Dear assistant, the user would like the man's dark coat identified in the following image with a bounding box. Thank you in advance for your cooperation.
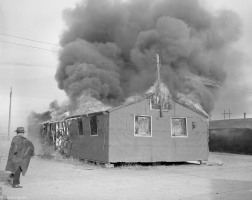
[5,135,34,175]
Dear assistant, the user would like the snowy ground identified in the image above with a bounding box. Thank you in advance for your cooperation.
[1,152,252,200]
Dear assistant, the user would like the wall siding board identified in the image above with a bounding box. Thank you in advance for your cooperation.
[108,99,208,162]
[69,115,109,163]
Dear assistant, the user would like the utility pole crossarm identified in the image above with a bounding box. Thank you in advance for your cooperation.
[222,109,232,120]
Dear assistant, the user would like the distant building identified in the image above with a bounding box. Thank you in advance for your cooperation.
[209,119,252,155]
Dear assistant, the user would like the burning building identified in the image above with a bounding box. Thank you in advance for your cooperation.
[41,84,209,164]
[29,0,242,163]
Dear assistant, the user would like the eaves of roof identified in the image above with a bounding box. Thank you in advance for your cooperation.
[172,98,209,118]
[64,94,208,119]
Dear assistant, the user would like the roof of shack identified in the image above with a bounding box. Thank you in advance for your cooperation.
[108,94,208,118]
[65,93,208,119]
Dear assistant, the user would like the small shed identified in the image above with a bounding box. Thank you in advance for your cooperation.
[65,94,209,164]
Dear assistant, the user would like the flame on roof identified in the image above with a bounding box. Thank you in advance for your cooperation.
[65,82,208,119]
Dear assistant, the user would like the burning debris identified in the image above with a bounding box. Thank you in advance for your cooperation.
[70,92,112,116]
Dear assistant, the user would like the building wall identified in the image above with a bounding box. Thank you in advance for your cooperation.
[210,119,252,129]
[69,114,109,163]
[108,99,209,163]
[209,128,252,155]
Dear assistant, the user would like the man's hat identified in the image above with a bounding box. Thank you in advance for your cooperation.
[15,127,25,133]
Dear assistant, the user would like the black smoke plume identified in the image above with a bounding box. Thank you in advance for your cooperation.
[56,0,241,114]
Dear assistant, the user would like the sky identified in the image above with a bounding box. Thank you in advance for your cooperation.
[0,0,252,135]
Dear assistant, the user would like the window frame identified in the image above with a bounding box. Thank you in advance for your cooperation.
[90,115,98,136]
[77,118,84,136]
[65,119,72,136]
[170,117,188,138]
[134,115,152,137]
[149,98,171,111]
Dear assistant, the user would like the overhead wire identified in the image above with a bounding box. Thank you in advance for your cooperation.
[2,33,252,93]
[186,74,252,93]
[1,40,59,53]
[0,33,60,46]
[196,76,252,92]
[0,33,147,67]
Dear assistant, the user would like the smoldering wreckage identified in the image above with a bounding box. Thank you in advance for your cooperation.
[28,0,241,164]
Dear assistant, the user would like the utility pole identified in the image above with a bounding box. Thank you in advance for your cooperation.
[8,87,12,140]
[156,54,163,117]
[228,109,232,119]
[222,109,232,120]
[222,110,226,120]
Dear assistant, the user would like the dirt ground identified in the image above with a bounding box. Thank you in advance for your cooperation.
[1,152,252,200]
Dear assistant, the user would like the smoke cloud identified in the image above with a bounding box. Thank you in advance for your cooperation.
[26,100,69,154]
[27,111,51,155]
[55,0,242,114]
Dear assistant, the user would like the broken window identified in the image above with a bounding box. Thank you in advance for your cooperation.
[171,118,187,137]
[134,115,152,137]
[77,118,84,135]
[150,96,171,111]
[90,116,98,136]
[66,120,72,136]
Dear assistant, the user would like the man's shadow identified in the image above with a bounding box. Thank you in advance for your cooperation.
[0,170,12,187]
[0,171,9,200]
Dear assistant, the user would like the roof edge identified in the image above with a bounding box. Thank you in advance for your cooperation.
[172,98,209,118]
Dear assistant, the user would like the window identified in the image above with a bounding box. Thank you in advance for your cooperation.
[134,115,152,137]
[77,118,84,135]
[66,120,72,135]
[171,118,187,137]
[150,96,171,111]
[90,116,98,136]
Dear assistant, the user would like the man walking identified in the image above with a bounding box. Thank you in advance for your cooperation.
[5,127,34,188]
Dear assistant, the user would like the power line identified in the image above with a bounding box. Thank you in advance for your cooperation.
[185,74,252,93]
[2,38,252,94]
[223,83,252,92]
[0,33,60,46]
[1,39,139,67]
[1,40,59,53]
[1,38,138,67]
[0,33,147,68]
[198,76,252,93]
[222,85,252,93]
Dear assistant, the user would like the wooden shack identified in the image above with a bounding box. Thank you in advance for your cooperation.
[65,94,209,164]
